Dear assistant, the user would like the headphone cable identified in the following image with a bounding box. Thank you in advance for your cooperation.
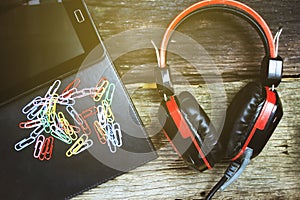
[205,148,253,200]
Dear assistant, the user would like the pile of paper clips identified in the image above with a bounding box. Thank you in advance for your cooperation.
[14,77,123,161]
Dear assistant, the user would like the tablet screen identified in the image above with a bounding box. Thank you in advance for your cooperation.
[0,2,89,104]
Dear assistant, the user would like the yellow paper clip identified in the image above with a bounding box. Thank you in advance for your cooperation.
[66,134,93,157]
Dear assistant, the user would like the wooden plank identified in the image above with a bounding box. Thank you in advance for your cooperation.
[73,0,300,199]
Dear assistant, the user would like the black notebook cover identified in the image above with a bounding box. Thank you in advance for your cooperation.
[0,5,157,199]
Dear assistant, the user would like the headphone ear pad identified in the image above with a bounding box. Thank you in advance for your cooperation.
[158,91,222,171]
[219,82,266,159]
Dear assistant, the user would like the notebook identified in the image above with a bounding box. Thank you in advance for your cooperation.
[0,0,157,199]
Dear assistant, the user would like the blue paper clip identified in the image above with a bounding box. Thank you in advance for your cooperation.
[14,136,36,151]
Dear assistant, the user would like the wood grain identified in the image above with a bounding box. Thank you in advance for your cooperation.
[73,0,300,199]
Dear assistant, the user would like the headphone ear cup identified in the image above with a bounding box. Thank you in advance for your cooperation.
[219,82,266,159]
[158,91,222,171]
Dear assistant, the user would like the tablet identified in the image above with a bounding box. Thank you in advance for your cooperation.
[0,1,157,199]
[0,0,104,105]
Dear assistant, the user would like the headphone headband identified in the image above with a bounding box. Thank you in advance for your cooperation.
[159,0,276,68]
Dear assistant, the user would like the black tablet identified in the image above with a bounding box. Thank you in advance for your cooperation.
[0,1,157,199]
[0,0,104,105]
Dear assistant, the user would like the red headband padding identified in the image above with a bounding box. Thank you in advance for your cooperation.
[159,0,276,68]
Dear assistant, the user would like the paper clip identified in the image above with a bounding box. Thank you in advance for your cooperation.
[14,136,36,151]
[79,118,92,135]
[74,138,93,155]
[39,136,54,161]
[57,112,78,141]
[104,83,115,105]
[93,78,109,102]
[33,135,45,158]
[97,105,107,128]
[30,125,45,139]
[39,114,52,134]
[22,96,42,115]
[46,94,59,123]
[57,96,75,106]
[102,100,114,123]
[93,121,107,144]
[105,124,117,153]
[112,122,122,147]
[19,119,42,129]
[61,78,80,98]
[26,103,46,120]
[50,124,72,144]
[66,134,93,157]
[66,105,84,126]
[45,80,61,98]
[80,106,98,119]
[70,125,81,134]
[70,87,96,99]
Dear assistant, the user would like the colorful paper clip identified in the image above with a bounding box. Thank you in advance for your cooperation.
[50,124,72,144]
[14,136,36,151]
[93,121,107,144]
[66,134,93,157]
[57,112,78,141]
[66,105,84,126]
[112,122,123,147]
[61,78,80,98]
[102,100,115,123]
[80,106,98,119]
[93,78,109,102]
[104,83,115,105]
[45,80,61,98]
[33,135,45,158]
[39,136,54,161]
[22,96,42,114]
[19,119,42,129]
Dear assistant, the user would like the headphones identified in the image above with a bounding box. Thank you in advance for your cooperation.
[155,0,283,198]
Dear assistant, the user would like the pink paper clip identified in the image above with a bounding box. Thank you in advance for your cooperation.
[33,135,45,158]
[80,106,97,119]
[39,136,54,161]
[79,118,92,135]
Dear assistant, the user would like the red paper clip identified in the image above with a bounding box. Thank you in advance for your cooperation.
[61,78,80,98]
[39,136,54,161]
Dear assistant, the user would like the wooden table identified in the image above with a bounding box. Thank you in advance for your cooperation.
[74,0,300,199]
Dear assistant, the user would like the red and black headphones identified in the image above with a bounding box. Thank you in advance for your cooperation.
[155,0,283,198]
